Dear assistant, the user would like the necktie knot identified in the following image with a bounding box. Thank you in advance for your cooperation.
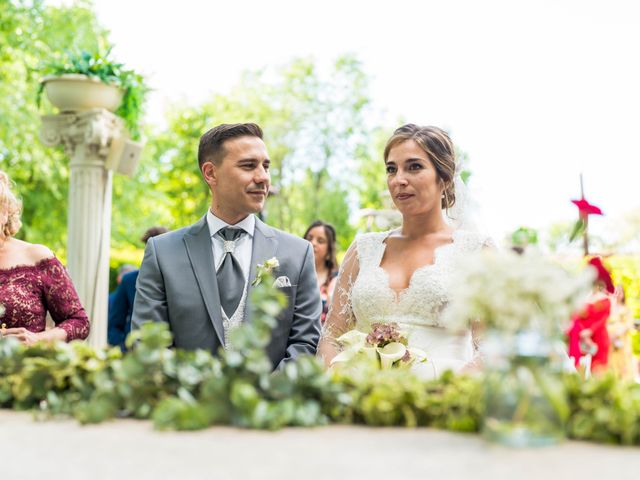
[218,226,245,242]
[217,227,245,254]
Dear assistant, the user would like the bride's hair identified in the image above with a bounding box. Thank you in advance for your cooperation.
[383,124,457,209]
[0,170,22,242]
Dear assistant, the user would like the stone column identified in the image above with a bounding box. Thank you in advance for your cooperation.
[40,109,124,348]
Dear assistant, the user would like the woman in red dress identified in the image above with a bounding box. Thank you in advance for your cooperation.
[567,257,615,373]
[0,170,89,344]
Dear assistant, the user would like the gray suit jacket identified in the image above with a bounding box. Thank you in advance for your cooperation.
[131,216,322,369]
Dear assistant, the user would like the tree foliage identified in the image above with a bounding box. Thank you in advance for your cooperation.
[2,0,479,261]
[145,55,376,250]
[0,0,109,251]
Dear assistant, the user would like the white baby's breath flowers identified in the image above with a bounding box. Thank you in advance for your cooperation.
[0,303,5,318]
[443,251,594,336]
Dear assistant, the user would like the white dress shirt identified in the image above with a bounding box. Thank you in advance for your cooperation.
[206,210,255,284]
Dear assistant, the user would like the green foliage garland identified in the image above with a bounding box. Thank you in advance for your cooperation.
[1,268,640,446]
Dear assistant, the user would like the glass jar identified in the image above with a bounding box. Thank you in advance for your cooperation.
[482,329,568,447]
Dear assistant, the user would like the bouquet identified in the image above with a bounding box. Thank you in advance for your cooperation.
[331,322,427,369]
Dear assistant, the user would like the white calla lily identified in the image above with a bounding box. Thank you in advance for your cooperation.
[330,349,357,366]
[337,330,368,349]
[377,342,407,369]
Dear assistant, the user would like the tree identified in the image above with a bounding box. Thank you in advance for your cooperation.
[144,55,375,250]
[0,0,109,252]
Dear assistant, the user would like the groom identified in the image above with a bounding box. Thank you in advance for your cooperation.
[131,123,322,368]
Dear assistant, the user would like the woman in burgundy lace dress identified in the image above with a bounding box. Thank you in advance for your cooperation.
[0,170,89,344]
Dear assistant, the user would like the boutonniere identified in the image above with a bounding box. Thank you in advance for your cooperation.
[251,257,280,287]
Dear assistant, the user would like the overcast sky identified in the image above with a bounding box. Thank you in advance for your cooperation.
[74,0,640,242]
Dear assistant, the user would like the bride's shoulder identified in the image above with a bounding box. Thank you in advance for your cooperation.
[354,230,388,247]
[355,230,389,242]
[453,230,496,250]
[349,231,389,257]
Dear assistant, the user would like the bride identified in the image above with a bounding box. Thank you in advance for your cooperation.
[318,124,493,378]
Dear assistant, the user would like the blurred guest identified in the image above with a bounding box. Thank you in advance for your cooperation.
[607,286,635,381]
[108,226,168,350]
[567,257,614,374]
[303,221,339,323]
[0,170,89,344]
[109,263,136,310]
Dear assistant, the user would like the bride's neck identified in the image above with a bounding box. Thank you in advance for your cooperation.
[401,211,450,239]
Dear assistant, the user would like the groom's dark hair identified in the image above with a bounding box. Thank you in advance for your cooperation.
[198,123,264,168]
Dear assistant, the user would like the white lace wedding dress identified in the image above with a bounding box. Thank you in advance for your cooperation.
[322,229,494,379]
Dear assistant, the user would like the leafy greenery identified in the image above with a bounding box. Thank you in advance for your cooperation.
[0,1,173,254]
[565,372,640,445]
[37,49,148,140]
[1,265,640,447]
[511,226,539,247]
[0,0,109,251]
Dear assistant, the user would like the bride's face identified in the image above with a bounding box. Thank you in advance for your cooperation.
[385,139,444,217]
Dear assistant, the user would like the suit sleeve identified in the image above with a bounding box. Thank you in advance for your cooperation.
[131,238,170,332]
[277,242,322,368]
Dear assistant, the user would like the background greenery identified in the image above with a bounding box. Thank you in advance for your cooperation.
[1,0,397,268]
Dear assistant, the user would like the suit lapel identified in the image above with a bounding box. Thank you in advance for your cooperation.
[183,216,225,346]
[247,218,278,313]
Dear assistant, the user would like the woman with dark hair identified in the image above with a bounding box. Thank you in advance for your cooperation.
[303,221,339,323]
[0,170,89,344]
[318,124,493,378]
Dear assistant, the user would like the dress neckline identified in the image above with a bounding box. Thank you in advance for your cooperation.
[377,230,459,301]
[0,256,58,274]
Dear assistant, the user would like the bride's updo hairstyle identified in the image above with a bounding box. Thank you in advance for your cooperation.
[0,170,22,243]
[383,124,457,210]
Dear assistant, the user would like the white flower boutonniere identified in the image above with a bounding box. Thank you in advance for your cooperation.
[251,257,280,287]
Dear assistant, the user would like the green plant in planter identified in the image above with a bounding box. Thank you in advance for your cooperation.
[38,49,148,139]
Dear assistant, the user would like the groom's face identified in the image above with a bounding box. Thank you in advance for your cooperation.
[205,135,271,222]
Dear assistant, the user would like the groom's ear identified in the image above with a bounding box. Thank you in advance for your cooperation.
[201,161,218,187]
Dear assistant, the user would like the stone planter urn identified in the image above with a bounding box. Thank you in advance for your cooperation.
[42,74,124,112]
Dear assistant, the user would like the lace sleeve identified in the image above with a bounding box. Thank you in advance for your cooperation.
[317,241,360,366]
[42,258,90,341]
